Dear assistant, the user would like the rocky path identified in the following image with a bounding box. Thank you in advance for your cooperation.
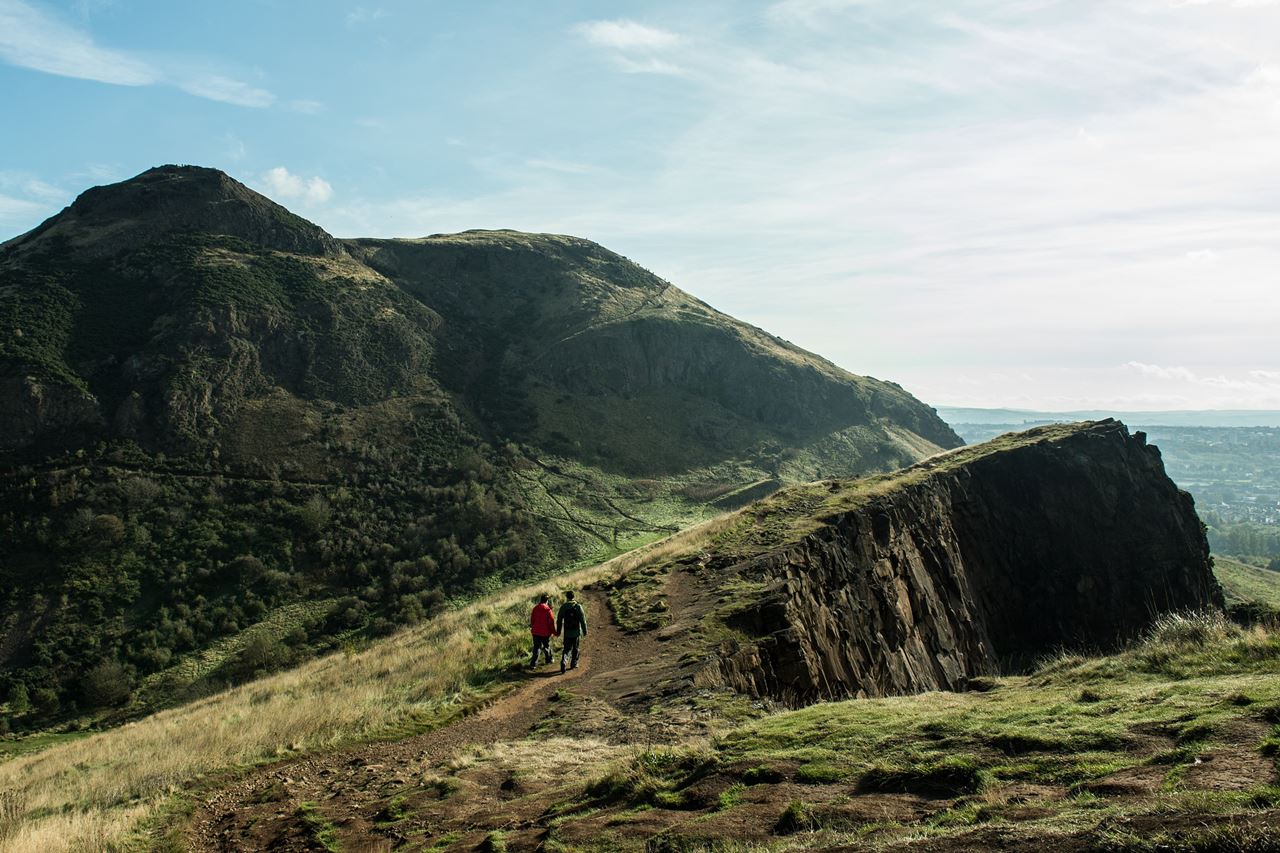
[187,588,660,852]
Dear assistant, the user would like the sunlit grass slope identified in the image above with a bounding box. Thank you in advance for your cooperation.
[1215,557,1280,608]
[540,612,1280,851]
[0,520,731,853]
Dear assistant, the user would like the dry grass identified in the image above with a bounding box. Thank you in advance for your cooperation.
[0,517,731,853]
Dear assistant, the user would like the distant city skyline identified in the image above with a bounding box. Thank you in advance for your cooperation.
[2,0,1278,410]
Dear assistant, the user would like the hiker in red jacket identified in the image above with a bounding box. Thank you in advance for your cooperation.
[529,594,557,667]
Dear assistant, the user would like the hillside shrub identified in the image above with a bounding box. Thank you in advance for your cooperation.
[218,635,293,685]
[80,660,133,708]
[5,684,28,715]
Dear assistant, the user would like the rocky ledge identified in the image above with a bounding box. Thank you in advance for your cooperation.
[713,420,1221,704]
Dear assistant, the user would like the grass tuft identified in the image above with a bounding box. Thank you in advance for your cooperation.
[858,756,987,797]
[774,800,819,834]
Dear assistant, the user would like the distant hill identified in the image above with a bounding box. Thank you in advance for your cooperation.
[0,165,958,720]
[939,406,1280,429]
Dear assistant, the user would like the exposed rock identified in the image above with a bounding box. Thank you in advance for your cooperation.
[714,421,1222,704]
[0,375,102,448]
[4,165,340,259]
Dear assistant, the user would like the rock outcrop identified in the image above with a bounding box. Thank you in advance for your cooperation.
[4,165,340,259]
[715,421,1221,704]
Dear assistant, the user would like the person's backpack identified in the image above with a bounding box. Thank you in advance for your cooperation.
[561,603,582,633]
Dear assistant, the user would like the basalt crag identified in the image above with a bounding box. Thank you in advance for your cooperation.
[703,421,1221,704]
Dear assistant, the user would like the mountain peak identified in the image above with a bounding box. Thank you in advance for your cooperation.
[4,164,338,258]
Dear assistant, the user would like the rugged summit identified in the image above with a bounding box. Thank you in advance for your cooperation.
[3,165,340,259]
[632,421,1222,705]
[0,166,958,715]
[1,166,957,469]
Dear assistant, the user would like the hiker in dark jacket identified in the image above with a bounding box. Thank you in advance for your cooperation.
[556,591,588,674]
[529,594,556,667]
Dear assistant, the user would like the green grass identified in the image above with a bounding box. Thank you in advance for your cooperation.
[0,730,91,763]
[499,610,1280,849]
[1216,557,1280,608]
[604,611,1280,835]
[297,801,341,852]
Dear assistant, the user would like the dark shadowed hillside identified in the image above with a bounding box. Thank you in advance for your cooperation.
[0,165,959,723]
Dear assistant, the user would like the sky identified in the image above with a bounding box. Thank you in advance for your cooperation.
[1,0,1278,411]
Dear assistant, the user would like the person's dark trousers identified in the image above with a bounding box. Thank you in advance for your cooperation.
[530,634,552,666]
[560,636,581,672]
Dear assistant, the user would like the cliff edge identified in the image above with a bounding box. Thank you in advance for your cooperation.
[637,420,1222,705]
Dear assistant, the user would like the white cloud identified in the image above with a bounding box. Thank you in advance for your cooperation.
[573,19,681,51]
[346,6,385,25]
[1125,362,1203,382]
[223,134,247,163]
[1173,0,1280,7]
[325,1,1280,410]
[0,0,273,107]
[288,99,326,115]
[0,193,49,229]
[177,73,275,108]
[258,167,333,205]
[612,56,685,76]
[0,0,155,85]
[766,0,878,28]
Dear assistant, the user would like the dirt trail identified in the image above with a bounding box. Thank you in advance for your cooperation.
[188,588,662,851]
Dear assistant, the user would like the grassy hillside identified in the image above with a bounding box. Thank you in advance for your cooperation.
[1215,557,1280,608]
[0,523,725,851]
[0,423,1261,852]
[530,613,1279,851]
[0,166,959,731]
[0,529,1276,851]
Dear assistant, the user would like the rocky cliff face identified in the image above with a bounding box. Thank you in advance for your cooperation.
[713,421,1221,704]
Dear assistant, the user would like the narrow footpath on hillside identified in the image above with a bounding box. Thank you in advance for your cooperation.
[187,588,665,851]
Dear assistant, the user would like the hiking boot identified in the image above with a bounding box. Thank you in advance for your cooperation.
[560,660,566,674]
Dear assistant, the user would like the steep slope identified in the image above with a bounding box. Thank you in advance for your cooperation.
[0,165,958,723]
[350,230,957,475]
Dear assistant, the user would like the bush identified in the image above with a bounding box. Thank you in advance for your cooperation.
[218,635,292,684]
[6,683,29,715]
[88,513,126,546]
[30,687,59,716]
[80,659,133,709]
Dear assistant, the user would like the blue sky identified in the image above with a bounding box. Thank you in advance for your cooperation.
[2,0,1279,410]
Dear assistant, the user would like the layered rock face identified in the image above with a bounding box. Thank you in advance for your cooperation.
[719,421,1221,704]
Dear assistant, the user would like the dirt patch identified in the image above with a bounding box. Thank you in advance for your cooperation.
[1181,720,1278,791]
[1080,764,1168,797]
